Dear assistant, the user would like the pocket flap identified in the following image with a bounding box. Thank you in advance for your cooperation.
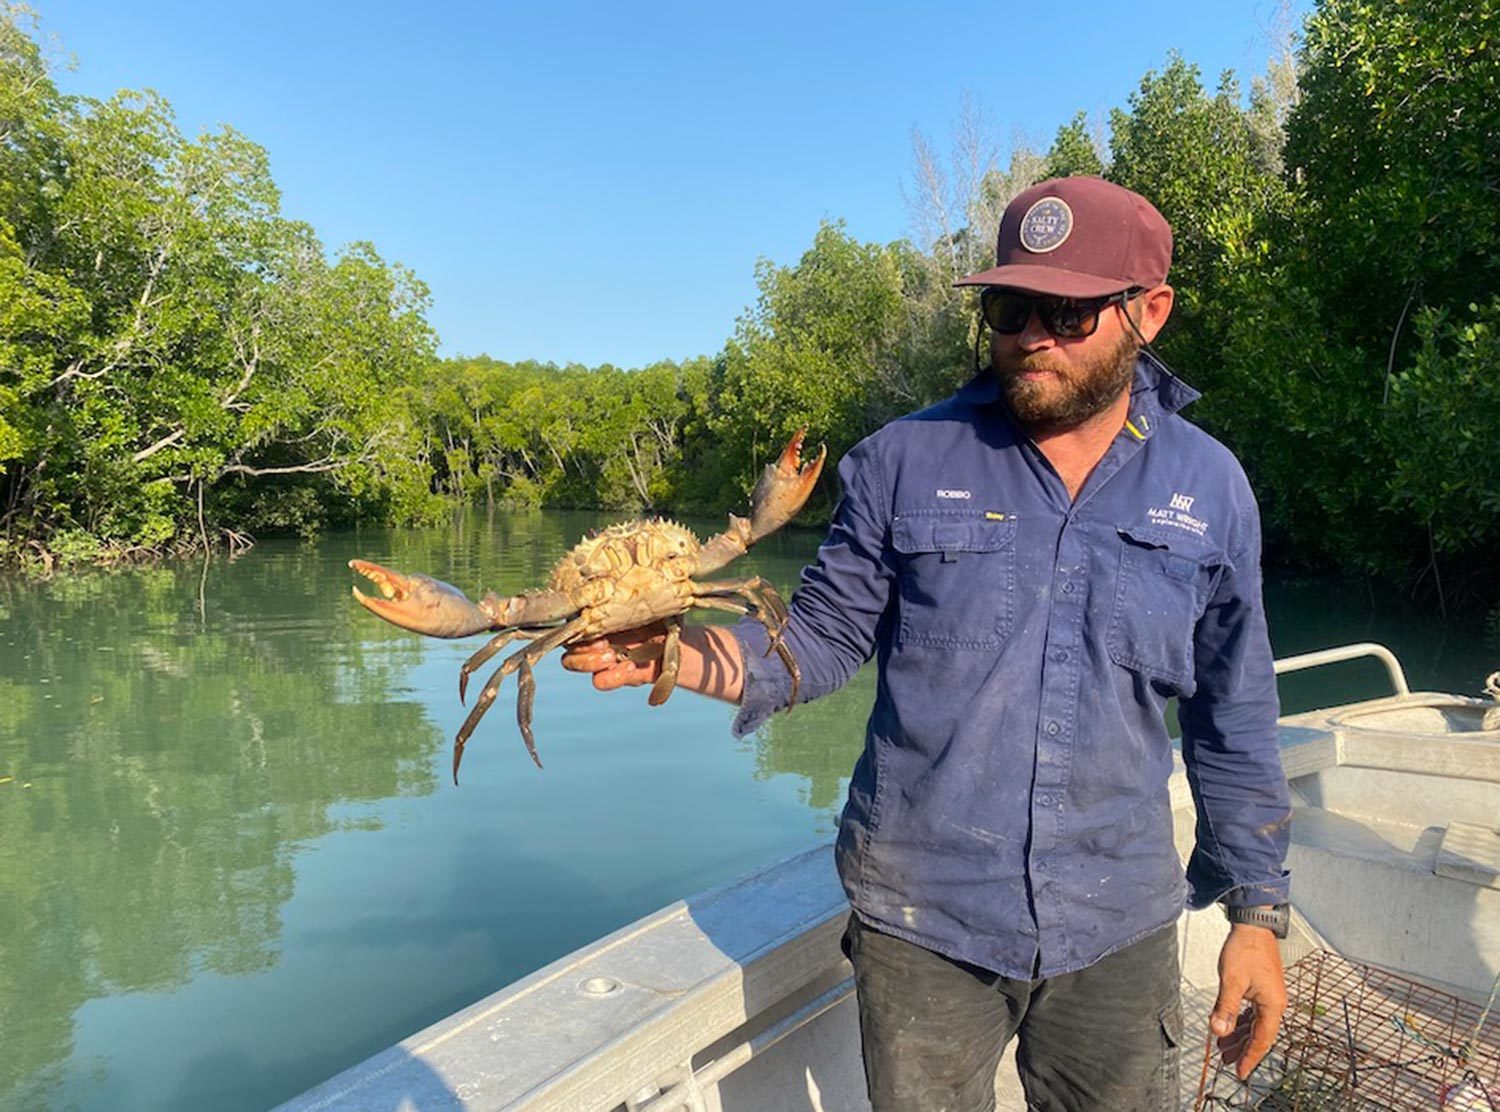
[1159,1000,1184,1048]
[893,513,1016,555]
[1117,523,1231,570]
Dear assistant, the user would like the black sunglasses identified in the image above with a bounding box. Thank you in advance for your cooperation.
[979,288,1136,339]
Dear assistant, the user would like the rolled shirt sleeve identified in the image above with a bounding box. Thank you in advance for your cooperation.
[730,436,896,737]
[1178,497,1292,909]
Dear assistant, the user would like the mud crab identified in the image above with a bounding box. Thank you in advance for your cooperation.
[351,429,826,780]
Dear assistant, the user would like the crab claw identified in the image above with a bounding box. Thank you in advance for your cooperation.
[349,559,494,639]
[749,428,827,542]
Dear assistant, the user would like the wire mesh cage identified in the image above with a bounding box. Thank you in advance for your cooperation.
[1195,950,1499,1110]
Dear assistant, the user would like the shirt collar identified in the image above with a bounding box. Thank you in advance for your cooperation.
[1132,349,1200,415]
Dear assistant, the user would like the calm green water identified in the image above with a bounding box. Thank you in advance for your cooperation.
[0,510,1494,1111]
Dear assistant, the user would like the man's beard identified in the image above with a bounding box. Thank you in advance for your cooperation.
[994,330,1140,431]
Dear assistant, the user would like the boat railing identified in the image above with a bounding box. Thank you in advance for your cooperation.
[1272,641,1410,698]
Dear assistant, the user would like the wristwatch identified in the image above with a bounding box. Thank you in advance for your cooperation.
[1223,902,1290,939]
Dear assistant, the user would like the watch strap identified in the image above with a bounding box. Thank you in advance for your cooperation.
[1224,902,1290,939]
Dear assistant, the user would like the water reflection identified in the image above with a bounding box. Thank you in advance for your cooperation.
[0,555,441,1107]
[1263,575,1496,713]
[0,510,852,1110]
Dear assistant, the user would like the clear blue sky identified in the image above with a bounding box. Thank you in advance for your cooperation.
[38,1,1307,369]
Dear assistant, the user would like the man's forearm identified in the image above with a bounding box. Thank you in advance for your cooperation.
[676,625,746,704]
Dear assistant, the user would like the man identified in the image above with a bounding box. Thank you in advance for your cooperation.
[564,177,1292,1111]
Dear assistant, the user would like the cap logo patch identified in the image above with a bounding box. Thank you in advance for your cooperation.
[1019,197,1073,253]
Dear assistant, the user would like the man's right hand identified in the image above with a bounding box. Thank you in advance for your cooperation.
[560,623,667,692]
[561,623,747,705]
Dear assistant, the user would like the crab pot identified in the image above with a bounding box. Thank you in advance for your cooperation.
[1195,950,1500,1110]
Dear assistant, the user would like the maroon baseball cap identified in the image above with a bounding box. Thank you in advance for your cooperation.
[955,176,1172,297]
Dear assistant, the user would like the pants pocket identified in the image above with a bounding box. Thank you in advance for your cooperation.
[1158,998,1184,1108]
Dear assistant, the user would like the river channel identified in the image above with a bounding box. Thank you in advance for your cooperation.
[1,510,1494,1110]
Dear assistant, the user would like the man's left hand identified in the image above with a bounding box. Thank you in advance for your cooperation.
[1209,924,1287,1080]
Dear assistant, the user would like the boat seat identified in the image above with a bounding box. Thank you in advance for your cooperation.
[1436,821,1500,889]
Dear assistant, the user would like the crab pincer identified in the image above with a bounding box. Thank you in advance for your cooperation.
[749,428,828,543]
[349,560,496,639]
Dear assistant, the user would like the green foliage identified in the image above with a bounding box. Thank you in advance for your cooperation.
[1386,297,1500,557]
[45,527,100,565]
[3,0,1497,605]
[1286,0,1499,322]
[715,224,904,497]
[1205,0,1500,594]
[1043,112,1104,179]
[404,355,715,514]
[499,474,544,510]
[710,223,967,508]
[0,9,435,562]
[1107,54,1291,400]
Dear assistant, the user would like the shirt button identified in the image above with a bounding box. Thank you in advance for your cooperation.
[1046,721,1061,736]
[1052,650,1069,663]
[1038,794,1053,807]
[1037,860,1049,872]
[1062,582,1075,594]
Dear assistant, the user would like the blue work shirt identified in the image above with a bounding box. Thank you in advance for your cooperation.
[731,354,1291,979]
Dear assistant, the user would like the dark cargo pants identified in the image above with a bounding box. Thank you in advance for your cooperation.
[843,914,1183,1111]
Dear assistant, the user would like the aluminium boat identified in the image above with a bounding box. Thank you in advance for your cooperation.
[279,643,1500,1111]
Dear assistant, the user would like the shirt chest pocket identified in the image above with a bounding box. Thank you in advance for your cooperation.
[891,512,1017,650]
[1108,524,1230,690]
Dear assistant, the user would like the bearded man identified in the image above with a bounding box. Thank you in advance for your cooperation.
[565,177,1292,1111]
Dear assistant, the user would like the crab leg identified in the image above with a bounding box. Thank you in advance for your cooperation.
[693,577,801,709]
[762,596,792,662]
[695,577,791,646]
[647,618,684,707]
[516,657,540,766]
[690,597,751,616]
[453,617,590,781]
[779,645,803,710]
[456,667,511,779]
[460,628,550,704]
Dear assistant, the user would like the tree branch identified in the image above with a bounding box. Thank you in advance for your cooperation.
[131,428,186,463]
[219,456,347,477]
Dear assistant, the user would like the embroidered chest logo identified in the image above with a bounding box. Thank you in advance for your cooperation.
[1148,492,1209,537]
[936,488,972,500]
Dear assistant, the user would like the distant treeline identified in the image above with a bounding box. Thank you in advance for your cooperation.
[2,0,1496,604]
